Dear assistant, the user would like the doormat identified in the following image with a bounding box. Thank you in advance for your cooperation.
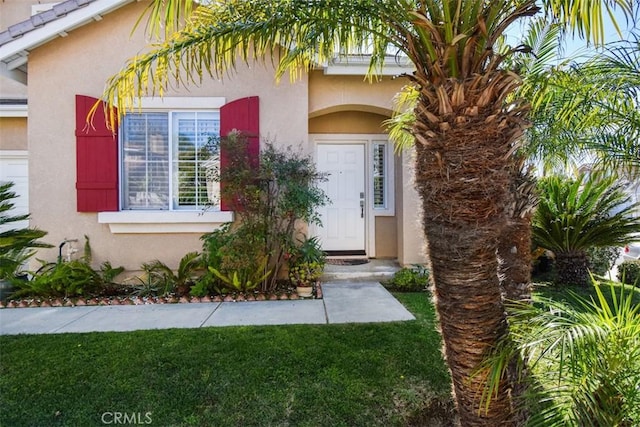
[326,258,369,266]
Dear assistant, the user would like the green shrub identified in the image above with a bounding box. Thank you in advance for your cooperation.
[617,260,640,286]
[532,172,640,286]
[10,237,123,299]
[383,266,430,292]
[483,280,640,426]
[0,182,51,281]
[587,246,621,276]
[141,252,203,297]
[214,135,328,292]
[14,260,103,298]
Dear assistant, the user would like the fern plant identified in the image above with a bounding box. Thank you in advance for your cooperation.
[532,173,640,286]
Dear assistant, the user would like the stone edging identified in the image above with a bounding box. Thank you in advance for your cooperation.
[0,284,323,309]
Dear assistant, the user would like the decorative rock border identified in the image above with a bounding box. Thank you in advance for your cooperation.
[0,283,323,309]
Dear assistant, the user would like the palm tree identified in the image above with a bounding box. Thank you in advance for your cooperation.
[0,182,50,281]
[532,172,640,286]
[524,35,640,176]
[96,1,635,424]
[485,281,640,426]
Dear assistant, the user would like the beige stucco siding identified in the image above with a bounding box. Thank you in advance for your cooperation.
[375,216,397,258]
[309,70,405,117]
[309,111,387,134]
[27,1,308,270]
[396,148,428,265]
[0,118,27,150]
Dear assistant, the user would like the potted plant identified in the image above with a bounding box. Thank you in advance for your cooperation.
[288,236,325,297]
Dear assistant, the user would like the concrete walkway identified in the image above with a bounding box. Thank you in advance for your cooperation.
[0,281,414,335]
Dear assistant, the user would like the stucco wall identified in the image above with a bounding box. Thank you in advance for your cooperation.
[0,118,27,150]
[396,148,428,265]
[27,1,308,270]
[309,111,386,134]
[375,216,397,258]
[308,70,404,117]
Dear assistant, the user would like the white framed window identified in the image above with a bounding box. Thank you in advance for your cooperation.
[121,111,220,211]
[100,97,232,233]
[372,142,386,209]
[371,140,394,215]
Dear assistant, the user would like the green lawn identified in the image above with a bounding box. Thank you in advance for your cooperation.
[0,293,455,427]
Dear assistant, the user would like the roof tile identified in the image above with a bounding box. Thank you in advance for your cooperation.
[0,0,98,47]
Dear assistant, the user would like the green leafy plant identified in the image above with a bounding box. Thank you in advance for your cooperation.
[586,246,621,277]
[482,279,640,426]
[13,259,102,298]
[11,236,124,299]
[127,274,160,298]
[0,182,51,281]
[141,251,203,297]
[209,255,271,292]
[214,135,328,292]
[532,172,640,286]
[287,235,325,287]
[617,260,640,286]
[288,261,324,287]
[98,261,125,284]
[382,266,430,292]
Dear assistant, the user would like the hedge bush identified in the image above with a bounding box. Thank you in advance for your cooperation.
[617,260,640,286]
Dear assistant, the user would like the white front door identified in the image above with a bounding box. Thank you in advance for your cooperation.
[316,144,366,252]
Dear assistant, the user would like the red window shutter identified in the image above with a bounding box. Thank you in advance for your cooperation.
[75,95,119,212]
[219,96,260,211]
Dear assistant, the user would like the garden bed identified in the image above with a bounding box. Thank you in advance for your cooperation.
[0,283,323,309]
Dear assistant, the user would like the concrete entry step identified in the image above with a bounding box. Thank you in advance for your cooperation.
[321,258,401,281]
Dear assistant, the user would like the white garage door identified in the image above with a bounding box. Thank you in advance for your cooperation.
[0,151,29,230]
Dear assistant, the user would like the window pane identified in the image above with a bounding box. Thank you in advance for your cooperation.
[172,112,220,209]
[373,143,386,209]
[122,113,170,209]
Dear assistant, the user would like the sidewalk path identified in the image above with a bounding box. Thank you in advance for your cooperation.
[0,281,414,335]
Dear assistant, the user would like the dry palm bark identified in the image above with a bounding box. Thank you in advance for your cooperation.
[410,69,529,425]
[499,158,537,303]
[497,158,538,425]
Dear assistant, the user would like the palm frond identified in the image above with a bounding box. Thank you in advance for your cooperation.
[532,172,640,253]
[483,280,640,426]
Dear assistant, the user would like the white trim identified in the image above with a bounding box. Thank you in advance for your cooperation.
[98,211,233,234]
[0,150,28,158]
[0,0,135,61]
[0,105,28,117]
[370,140,395,216]
[0,62,27,85]
[323,63,413,76]
[323,55,414,76]
[132,97,226,110]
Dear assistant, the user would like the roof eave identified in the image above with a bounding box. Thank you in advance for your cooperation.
[0,0,135,83]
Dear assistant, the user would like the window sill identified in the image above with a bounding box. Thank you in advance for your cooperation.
[98,211,234,234]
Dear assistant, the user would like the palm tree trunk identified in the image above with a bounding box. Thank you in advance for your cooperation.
[498,215,534,426]
[414,107,520,425]
[555,250,590,286]
[498,218,533,301]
